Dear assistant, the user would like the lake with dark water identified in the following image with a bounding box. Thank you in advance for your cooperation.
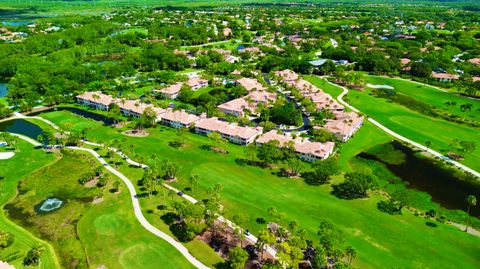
[1,21,34,26]
[358,141,480,217]
[29,107,114,125]
[0,119,44,139]
[0,83,7,98]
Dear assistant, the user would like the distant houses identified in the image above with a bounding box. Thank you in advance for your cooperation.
[431,72,460,83]
[154,76,208,100]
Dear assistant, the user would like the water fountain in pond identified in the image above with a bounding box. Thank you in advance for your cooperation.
[35,198,64,213]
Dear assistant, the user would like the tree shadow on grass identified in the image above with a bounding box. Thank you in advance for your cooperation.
[199,144,212,151]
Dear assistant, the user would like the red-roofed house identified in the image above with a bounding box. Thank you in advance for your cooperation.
[432,72,459,82]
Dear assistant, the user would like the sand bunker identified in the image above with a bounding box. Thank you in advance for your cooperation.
[0,152,15,160]
[366,83,394,90]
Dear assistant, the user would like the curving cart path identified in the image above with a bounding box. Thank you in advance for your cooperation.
[326,80,480,178]
[4,112,278,262]
[81,139,278,257]
[5,132,209,269]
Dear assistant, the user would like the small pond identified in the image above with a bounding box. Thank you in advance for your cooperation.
[0,119,43,139]
[358,141,480,217]
[1,21,34,26]
[34,198,65,214]
[0,83,7,98]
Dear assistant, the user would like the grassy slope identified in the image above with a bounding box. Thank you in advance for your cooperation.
[365,75,479,121]
[39,110,224,267]
[305,75,480,171]
[0,140,60,269]
[39,110,480,269]
[304,75,344,98]
[77,181,196,269]
[85,145,225,268]
[346,86,480,171]
[1,137,195,269]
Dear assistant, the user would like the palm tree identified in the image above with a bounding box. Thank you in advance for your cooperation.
[345,246,357,265]
[465,195,477,232]
[425,141,432,152]
[460,103,473,117]
[188,174,199,194]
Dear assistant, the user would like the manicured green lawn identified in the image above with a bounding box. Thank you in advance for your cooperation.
[77,180,196,269]
[192,86,214,98]
[304,75,344,98]
[0,140,60,269]
[365,75,479,121]
[89,145,225,268]
[345,86,480,171]
[39,109,104,133]
[1,138,195,269]
[37,110,480,269]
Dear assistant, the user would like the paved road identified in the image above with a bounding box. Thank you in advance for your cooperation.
[327,80,480,178]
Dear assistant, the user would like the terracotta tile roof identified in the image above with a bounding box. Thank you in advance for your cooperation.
[236,77,265,91]
[223,28,232,36]
[161,109,201,125]
[195,117,262,140]
[468,58,480,65]
[187,77,208,88]
[76,91,114,106]
[256,130,334,159]
[245,90,277,104]
[431,72,459,80]
[218,98,258,114]
[157,82,183,95]
[117,99,151,115]
[400,58,411,65]
[275,69,299,82]
[321,112,364,137]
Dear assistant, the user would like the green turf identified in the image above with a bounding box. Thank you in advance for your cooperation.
[36,109,480,269]
[344,85,480,171]
[1,138,196,269]
[0,139,60,269]
[77,180,196,269]
[365,75,479,121]
[304,75,344,98]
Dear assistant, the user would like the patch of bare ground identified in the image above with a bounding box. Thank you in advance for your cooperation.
[447,152,463,161]
[113,122,128,128]
[92,197,104,204]
[122,129,149,137]
[84,177,99,188]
